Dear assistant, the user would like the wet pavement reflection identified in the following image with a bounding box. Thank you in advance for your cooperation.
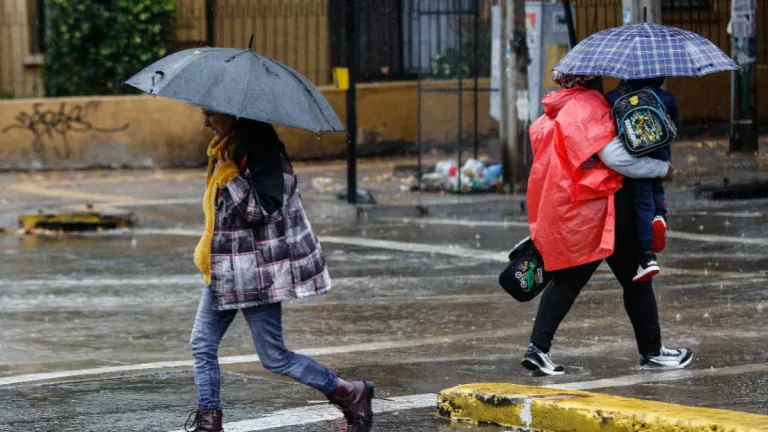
[0,172,766,431]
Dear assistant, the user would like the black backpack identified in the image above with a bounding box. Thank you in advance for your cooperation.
[498,237,552,302]
[612,88,677,156]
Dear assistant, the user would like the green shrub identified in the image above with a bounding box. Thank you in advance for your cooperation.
[430,21,492,80]
[43,0,176,97]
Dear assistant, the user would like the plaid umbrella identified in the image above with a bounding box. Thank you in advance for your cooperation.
[553,23,738,79]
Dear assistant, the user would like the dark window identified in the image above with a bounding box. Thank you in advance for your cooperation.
[662,0,712,11]
[329,0,409,81]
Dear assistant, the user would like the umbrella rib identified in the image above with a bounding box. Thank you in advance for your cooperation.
[225,49,254,64]
[237,53,256,122]
[277,63,335,131]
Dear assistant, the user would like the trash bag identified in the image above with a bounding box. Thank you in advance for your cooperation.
[498,237,553,302]
[483,164,503,189]
[435,161,459,178]
[456,159,484,192]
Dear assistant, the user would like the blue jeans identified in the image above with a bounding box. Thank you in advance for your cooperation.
[190,287,339,409]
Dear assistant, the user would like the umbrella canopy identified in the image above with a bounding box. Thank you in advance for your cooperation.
[553,23,738,80]
[126,47,344,133]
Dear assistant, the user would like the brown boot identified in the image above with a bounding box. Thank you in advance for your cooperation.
[184,409,223,432]
[328,379,375,432]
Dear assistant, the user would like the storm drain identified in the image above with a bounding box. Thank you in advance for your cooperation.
[18,212,133,233]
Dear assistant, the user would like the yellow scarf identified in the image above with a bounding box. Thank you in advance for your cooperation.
[194,134,241,284]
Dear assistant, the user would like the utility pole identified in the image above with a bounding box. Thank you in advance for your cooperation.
[205,0,216,47]
[345,0,358,203]
[498,0,508,181]
[501,0,530,190]
[728,0,758,153]
[501,0,529,188]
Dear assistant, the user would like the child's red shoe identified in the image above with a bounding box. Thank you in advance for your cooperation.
[652,216,667,253]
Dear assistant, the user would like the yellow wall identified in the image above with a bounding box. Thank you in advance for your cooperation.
[212,0,331,85]
[0,80,494,170]
[0,96,208,170]
[0,0,332,97]
[0,0,43,97]
[2,0,765,121]
[668,67,768,121]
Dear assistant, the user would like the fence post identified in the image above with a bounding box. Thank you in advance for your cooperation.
[501,0,530,191]
[205,0,216,47]
[498,0,509,184]
[561,0,577,47]
[345,0,358,204]
[728,0,758,153]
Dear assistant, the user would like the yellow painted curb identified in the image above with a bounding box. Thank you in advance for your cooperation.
[437,383,768,431]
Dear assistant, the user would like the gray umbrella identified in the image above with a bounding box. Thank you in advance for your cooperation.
[125,43,344,133]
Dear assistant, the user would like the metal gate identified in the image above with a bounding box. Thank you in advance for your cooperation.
[404,0,495,191]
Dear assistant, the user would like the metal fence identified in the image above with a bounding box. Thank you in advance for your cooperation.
[3,0,767,96]
[402,0,493,78]
[400,0,496,190]
[176,0,332,85]
[329,0,407,81]
[663,0,731,59]
[175,0,208,49]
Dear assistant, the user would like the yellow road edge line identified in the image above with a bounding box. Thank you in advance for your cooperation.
[437,383,768,432]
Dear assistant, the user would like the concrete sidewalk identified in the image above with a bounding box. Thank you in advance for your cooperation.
[0,141,766,231]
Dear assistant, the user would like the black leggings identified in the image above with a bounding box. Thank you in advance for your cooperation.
[529,186,662,356]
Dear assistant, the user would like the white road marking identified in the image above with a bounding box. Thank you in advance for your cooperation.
[0,329,526,387]
[166,393,437,432]
[545,362,768,391]
[6,289,765,388]
[385,217,529,229]
[64,197,201,210]
[161,362,768,431]
[320,236,509,262]
[0,275,202,288]
[386,217,768,247]
[684,211,764,218]
[665,230,768,246]
[128,229,765,279]
[130,229,510,261]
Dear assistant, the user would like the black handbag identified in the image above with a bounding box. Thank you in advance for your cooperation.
[498,237,553,302]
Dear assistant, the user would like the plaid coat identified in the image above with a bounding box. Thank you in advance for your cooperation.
[209,157,331,310]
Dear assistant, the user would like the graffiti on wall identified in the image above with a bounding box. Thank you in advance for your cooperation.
[1,102,130,159]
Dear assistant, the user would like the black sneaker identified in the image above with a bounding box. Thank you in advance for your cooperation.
[641,346,694,370]
[633,252,660,283]
[521,344,564,376]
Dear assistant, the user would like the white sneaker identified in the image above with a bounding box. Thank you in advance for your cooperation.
[633,252,660,283]
[521,344,565,376]
[641,346,694,370]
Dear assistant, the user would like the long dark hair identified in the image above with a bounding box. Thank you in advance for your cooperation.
[232,118,291,168]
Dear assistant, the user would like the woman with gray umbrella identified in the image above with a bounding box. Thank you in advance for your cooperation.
[127,44,373,432]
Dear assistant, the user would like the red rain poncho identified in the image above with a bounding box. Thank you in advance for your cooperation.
[527,86,623,271]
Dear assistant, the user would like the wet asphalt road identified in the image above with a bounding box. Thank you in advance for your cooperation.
[0,165,767,432]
